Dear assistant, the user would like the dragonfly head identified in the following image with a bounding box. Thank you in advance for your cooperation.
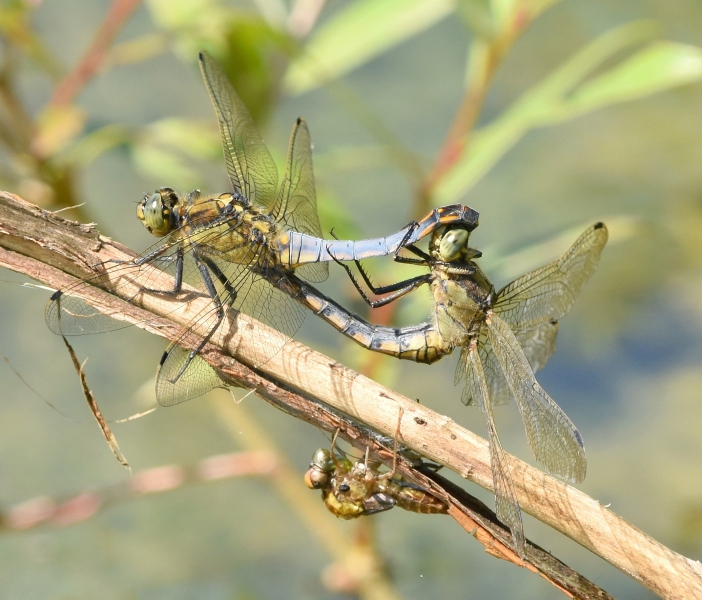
[304,448,335,489]
[432,226,482,263]
[137,187,181,236]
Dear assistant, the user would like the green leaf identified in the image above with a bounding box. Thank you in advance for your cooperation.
[146,0,224,31]
[145,118,220,159]
[434,21,702,204]
[563,41,702,117]
[131,144,202,190]
[284,0,456,96]
[60,124,134,168]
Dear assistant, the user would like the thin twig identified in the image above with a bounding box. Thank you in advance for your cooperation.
[1,450,278,530]
[2,190,699,599]
[358,6,534,380]
[417,8,529,215]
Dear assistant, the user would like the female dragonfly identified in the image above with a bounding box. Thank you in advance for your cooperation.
[294,221,607,555]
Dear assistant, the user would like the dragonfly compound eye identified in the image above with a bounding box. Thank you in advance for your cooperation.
[304,467,328,489]
[438,228,470,262]
[137,191,175,237]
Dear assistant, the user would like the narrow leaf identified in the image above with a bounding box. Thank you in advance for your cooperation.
[563,41,702,116]
[433,20,702,203]
[61,336,129,469]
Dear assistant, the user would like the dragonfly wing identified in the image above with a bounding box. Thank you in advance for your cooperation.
[45,273,138,335]
[518,319,559,374]
[494,223,607,337]
[156,344,224,407]
[198,51,278,209]
[362,493,397,515]
[154,255,306,406]
[459,332,511,406]
[272,118,328,283]
[486,312,586,483]
[465,343,526,557]
[232,267,308,366]
[466,225,603,407]
[480,337,513,406]
[45,234,200,336]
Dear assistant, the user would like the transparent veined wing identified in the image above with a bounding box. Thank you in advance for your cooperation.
[272,117,328,283]
[45,232,207,336]
[458,332,511,407]
[157,347,224,407]
[462,320,559,407]
[199,51,279,209]
[156,256,307,406]
[518,319,559,374]
[463,222,607,407]
[494,223,608,336]
[485,312,586,483]
[465,342,525,557]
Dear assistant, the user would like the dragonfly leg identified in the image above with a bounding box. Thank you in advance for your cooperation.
[166,253,226,384]
[329,428,345,469]
[394,242,433,264]
[395,244,476,275]
[201,256,237,306]
[135,246,185,296]
[332,254,431,308]
[377,406,404,481]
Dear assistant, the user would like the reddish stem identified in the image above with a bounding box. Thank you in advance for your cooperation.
[48,0,143,107]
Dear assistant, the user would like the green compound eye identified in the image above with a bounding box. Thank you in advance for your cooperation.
[438,228,469,262]
[137,191,173,236]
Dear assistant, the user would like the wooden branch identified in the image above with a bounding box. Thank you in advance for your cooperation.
[1,190,700,599]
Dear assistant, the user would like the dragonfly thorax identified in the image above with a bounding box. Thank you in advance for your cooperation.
[429,227,494,350]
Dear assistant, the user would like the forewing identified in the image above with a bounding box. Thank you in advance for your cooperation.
[494,223,607,336]
[153,253,307,406]
[272,118,328,283]
[486,312,586,483]
[199,51,278,208]
[45,233,202,336]
[465,343,525,557]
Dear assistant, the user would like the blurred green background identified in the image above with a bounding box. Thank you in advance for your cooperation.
[1,0,702,598]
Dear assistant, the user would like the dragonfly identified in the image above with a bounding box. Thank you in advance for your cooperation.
[45,51,479,407]
[305,428,448,518]
[297,221,608,555]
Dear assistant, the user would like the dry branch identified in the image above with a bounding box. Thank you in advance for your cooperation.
[1,190,700,599]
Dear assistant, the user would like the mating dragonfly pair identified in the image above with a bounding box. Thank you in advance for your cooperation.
[45,52,608,556]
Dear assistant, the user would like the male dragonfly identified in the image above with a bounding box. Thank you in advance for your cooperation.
[45,51,478,407]
[305,429,448,518]
[295,222,607,555]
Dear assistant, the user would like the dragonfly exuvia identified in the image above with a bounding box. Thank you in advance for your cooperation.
[305,429,448,518]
